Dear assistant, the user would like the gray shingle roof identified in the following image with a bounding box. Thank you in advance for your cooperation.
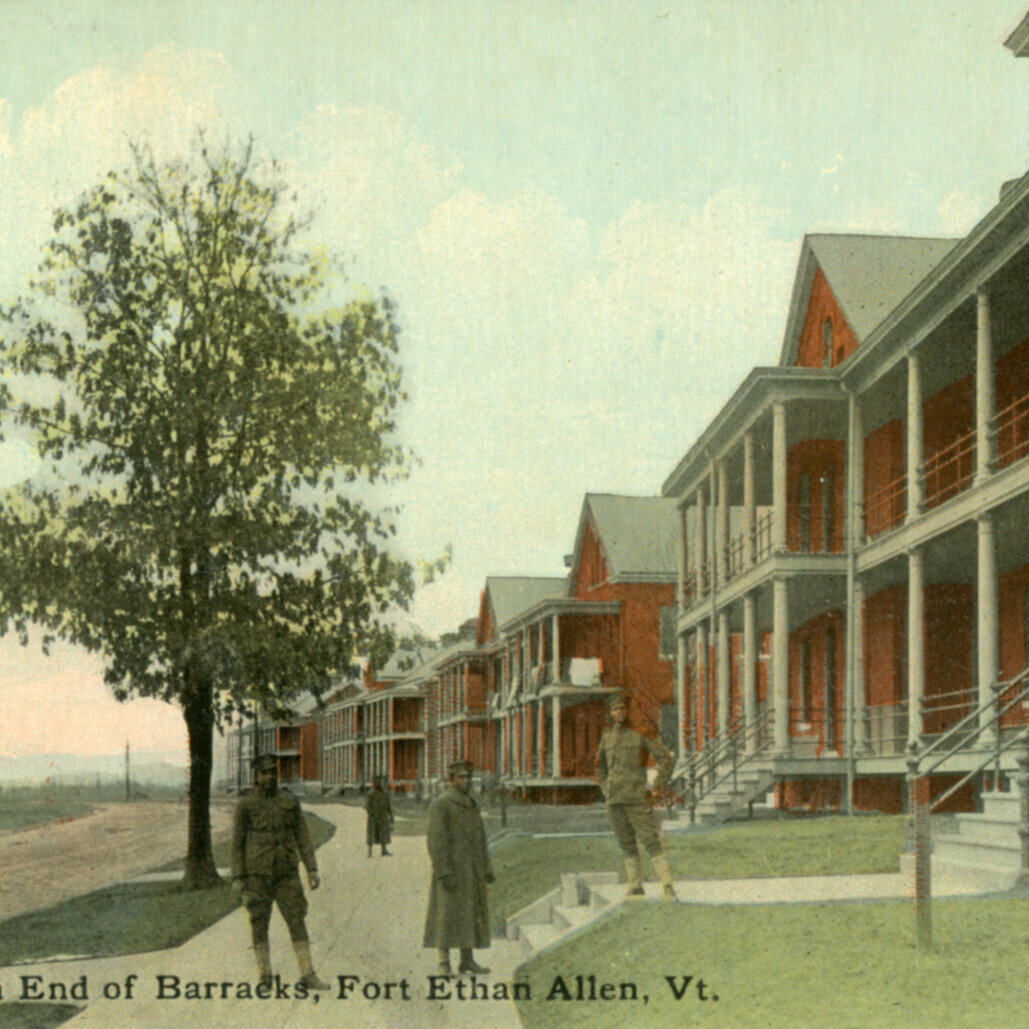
[486,576,566,629]
[583,494,678,580]
[811,234,958,341]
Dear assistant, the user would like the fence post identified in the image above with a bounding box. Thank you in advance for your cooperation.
[907,740,932,951]
[1017,732,1029,883]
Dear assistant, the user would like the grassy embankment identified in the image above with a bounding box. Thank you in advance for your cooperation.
[0,811,334,966]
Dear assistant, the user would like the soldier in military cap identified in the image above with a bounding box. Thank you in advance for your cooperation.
[423,760,495,976]
[365,775,394,857]
[597,692,677,899]
[231,753,329,989]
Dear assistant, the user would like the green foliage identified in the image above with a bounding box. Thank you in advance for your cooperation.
[0,136,416,716]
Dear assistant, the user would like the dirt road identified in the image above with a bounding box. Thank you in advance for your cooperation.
[0,800,234,921]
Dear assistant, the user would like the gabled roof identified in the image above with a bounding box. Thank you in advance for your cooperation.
[485,576,566,630]
[779,234,958,366]
[573,494,678,583]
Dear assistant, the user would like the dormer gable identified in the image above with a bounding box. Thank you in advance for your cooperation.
[573,516,608,595]
[780,234,958,369]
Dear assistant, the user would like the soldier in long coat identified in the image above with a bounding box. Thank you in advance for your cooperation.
[231,754,329,989]
[422,760,495,975]
[365,776,394,856]
[597,693,677,899]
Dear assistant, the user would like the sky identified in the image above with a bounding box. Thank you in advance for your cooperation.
[0,0,1028,761]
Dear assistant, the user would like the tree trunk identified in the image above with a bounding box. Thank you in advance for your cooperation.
[181,684,220,889]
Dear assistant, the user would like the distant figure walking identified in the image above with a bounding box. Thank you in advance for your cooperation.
[423,760,495,976]
[365,776,394,857]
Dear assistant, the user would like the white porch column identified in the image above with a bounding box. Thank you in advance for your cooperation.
[907,547,925,747]
[695,488,707,595]
[978,513,999,740]
[717,607,731,734]
[772,402,788,552]
[676,633,689,753]
[551,696,561,776]
[907,353,924,519]
[552,615,561,684]
[976,290,996,484]
[852,577,869,754]
[708,464,719,587]
[717,459,730,582]
[677,504,688,610]
[743,430,756,565]
[742,592,757,752]
[849,393,865,542]
[773,576,790,754]
[696,621,709,745]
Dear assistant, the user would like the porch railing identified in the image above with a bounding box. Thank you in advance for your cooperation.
[922,429,975,509]
[864,475,906,539]
[676,706,775,823]
[996,391,1029,467]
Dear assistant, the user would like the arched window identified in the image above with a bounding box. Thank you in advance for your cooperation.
[822,319,834,367]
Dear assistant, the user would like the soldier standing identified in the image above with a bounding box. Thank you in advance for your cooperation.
[423,760,495,976]
[365,775,394,857]
[231,753,329,989]
[597,693,677,899]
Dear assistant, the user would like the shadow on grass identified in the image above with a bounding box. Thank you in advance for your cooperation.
[0,1003,83,1028]
[0,811,336,965]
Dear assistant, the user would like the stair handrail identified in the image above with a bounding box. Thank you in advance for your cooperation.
[676,706,775,821]
[916,664,1029,812]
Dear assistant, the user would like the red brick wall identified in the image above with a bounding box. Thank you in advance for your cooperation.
[786,440,845,552]
[864,419,905,535]
[795,267,859,368]
[923,584,973,734]
[864,585,905,706]
[574,518,609,592]
[299,722,318,781]
[788,610,845,753]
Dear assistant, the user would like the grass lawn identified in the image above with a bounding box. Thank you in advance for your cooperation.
[0,1003,82,1028]
[514,895,1029,1029]
[0,880,239,965]
[0,812,336,964]
[0,801,93,833]
[489,814,906,930]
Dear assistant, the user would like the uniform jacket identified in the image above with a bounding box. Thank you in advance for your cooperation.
[231,787,317,881]
[365,788,394,845]
[597,723,672,805]
[422,787,492,949]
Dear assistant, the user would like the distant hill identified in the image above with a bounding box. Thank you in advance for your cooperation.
[0,752,189,787]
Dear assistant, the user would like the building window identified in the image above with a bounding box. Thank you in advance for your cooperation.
[822,319,833,368]
[822,471,833,552]
[799,473,811,551]
[825,626,836,746]
[800,637,812,724]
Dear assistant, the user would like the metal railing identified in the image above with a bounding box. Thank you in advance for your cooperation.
[677,707,775,823]
[923,429,976,509]
[864,474,906,539]
[996,391,1029,467]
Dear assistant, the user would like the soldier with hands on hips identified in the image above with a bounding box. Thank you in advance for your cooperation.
[231,753,329,990]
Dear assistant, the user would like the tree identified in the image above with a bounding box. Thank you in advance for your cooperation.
[0,139,416,886]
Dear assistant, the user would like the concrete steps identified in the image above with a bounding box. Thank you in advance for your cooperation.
[900,787,1028,892]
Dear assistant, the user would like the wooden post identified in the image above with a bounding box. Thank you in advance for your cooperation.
[907,741,932,951]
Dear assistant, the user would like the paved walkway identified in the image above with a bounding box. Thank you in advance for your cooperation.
[1,805,526,1028]
[0,806,993,1028]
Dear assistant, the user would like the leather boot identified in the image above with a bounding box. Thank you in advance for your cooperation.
[624,854,644,896]
[293,939,330,990]
[437,948,452,975]
[652,852,677,899]
[254,942,273,988]
[458,949,490,974]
